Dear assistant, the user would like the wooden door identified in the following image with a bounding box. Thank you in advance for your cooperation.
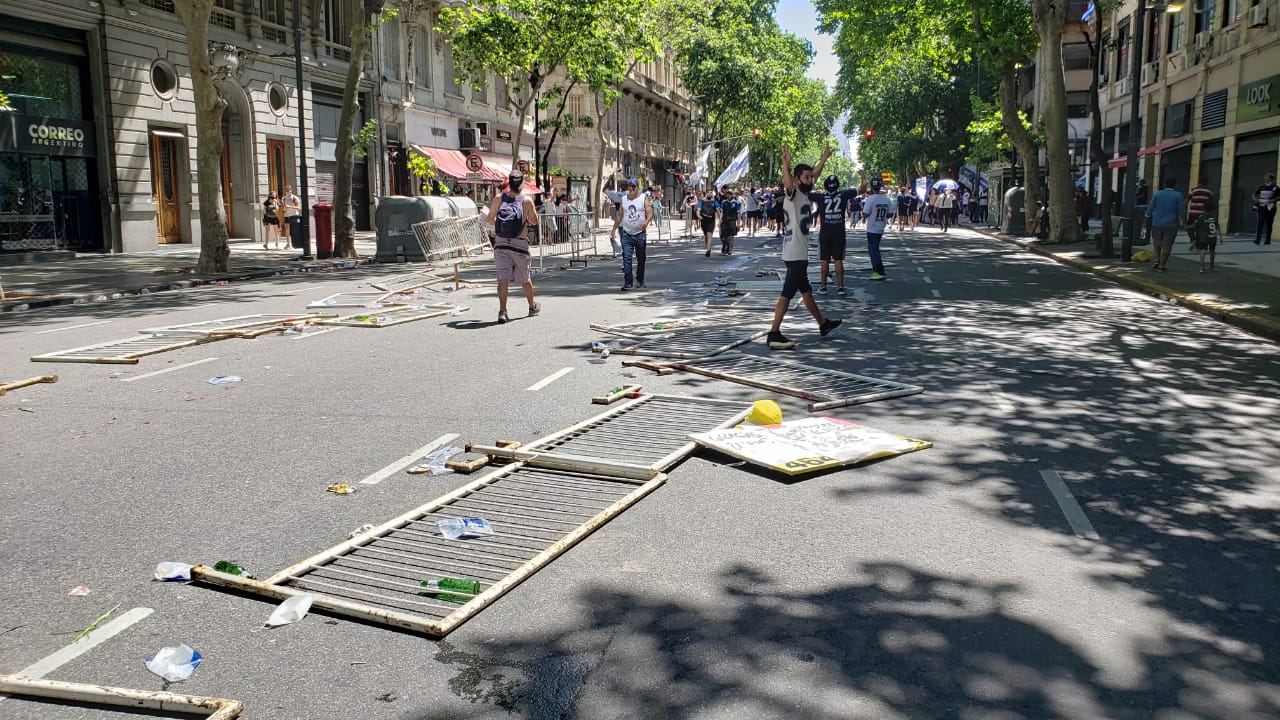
[150,134,182,243]
[266,138,287,226]
[220,127,234,229]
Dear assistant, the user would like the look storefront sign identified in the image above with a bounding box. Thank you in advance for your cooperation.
[0,114,96,157]
[1238,75,1280,124]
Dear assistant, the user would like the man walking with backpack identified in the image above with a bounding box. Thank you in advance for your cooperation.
[486,172,541,323]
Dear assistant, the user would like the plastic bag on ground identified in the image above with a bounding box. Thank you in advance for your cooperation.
[407,445,463,476]
[264,594,314,628]
[153,562,193,582]
[144,644,203,682]
[437,517,494,540]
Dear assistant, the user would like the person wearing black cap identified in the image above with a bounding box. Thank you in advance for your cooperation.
[609,178,653,290]
[486,172,541,323]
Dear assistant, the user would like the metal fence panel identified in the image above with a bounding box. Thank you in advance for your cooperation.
[670,353,925,411]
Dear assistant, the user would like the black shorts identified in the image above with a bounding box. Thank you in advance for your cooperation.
[262,216,279,226]
[818,232,846,261]
[780,260,812,299]
[721,222,738,238]
[748,210,763,219]
[700,217,716,233]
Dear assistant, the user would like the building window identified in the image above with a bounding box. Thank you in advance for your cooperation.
[472,74,488,104]
[1116,19,1130,78]
[1167,7,1186,51]
[442,44,461,96]
[0,50,85,120]
[567,93,583,119]
[496,76,509,110]
[1163,99,1193,137]
[1066,91,1090,118]
[258,0,287,43]
[1146,12,1162,60]
[381,22,400,80]
[1223,0,1241,24]
[414,25,430,88]
[211,0,237,31]
[151,60,178,100]
[1063,43,1091,71]
[268,82,289,115]
[140,0,175,12]
[323,0,352,61]
[1196,0,1217,32]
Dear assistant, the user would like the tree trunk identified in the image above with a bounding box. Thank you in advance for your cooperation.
[1086,12,1115,255]
[332,0,372,259]
[996,68,1041,233]
[1033,2,1082,244]
[175,1,230,275]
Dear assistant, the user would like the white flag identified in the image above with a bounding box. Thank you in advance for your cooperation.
[687,144,713,187]
[714,146,750,188]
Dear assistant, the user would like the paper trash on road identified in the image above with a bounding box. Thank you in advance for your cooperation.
[437,517,494,540]
[690,417,931,476]
[207,375,241,385]
[407,445,463,475]
[144,644,203,682]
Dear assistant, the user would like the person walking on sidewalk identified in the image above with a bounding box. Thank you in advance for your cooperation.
[681,188,699,239]
[719,188,742,254]
[609,178,652,290]
[698,190,719,257]
[1185,177,1217,272]
[1253,172,1278,245]
[766,143,842,351]
[935,189,954,232]
[486,172,541,323]
[1144,177,1186,273]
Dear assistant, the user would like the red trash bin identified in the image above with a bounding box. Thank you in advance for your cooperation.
[313,202,334,259]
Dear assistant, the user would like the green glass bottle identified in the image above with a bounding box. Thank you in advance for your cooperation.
[419,577,480,603]
[213,560,256,579]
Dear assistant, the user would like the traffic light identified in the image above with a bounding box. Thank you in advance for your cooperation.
[864,128,874,139]
[880,172,893,183]
[752,128,761,139]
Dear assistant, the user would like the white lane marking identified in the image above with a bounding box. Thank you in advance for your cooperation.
[119,357,218,382]
[931,289,942,298]
[527,367,574,391]
[33,320,112,335]
[278,285,324,295]
[922,276,933,284]
[291,327,343,340]
[12,607,153,681]
[1040,470,1100,540]
[917,267,926,273]
[187,303,218,310]
[359,433,462,485]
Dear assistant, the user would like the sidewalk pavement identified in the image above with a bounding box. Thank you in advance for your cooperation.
[971,224,1280,343]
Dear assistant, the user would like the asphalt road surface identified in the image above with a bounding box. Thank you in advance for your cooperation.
[2,223,1277,720]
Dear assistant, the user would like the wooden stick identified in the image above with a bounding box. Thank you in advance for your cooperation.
[621,360,675,375]
[0,375,58,396]
[0,675,244,719]
[445,453,491,474]
[591,384,642,404]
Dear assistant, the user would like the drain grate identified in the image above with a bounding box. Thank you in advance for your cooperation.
[31,335,210,364]
[519,393,751,472]
[194,463,667,636]
[611,326,769,359]
[670,353,924,411]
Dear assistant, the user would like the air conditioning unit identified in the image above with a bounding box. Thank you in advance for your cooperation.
[1224,27,1242,51]
[1249,3,1269,25]
[1141,62,1158,85]
[459,127,479,149]
[1099,72,1110,85]
[474,121,490,137]
[1114,77,1129,97]
[1195,31,1213,50]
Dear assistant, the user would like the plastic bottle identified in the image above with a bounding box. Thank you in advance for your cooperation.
[419,577,481,603]
[213,560,256,579]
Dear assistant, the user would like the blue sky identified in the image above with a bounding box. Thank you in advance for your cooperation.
[774,0,839,91]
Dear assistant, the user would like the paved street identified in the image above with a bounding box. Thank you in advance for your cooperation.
[2,223,1278,719]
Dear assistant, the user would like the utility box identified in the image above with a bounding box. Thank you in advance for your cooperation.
[1001,186,1026,235]
[374,196,479,262]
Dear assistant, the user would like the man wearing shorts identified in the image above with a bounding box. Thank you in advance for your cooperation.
[486,172,541,323]
[698,190,718,257]
[813,174,860,293]
[766,143,842,350]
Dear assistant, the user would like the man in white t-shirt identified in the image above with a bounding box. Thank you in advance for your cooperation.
[861,179,894,281]
[766,143,842,350]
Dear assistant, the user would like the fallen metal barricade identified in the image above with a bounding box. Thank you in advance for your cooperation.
[590,309,765,337]
[0,675,243,719]
[369,271,454,293]
[141,314,310,337]
[609,326,769,359]
[307,291,396,308]
[193,394,749,637]
[670,353,924,411]
[31,335,212,364]
[317,303,461,328]
[410,216,489,261]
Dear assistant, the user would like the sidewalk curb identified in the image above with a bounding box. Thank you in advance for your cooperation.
[972,226,1280,343]
[0,257,371,315]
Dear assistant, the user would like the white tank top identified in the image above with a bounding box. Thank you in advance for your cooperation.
[620,194,647,234]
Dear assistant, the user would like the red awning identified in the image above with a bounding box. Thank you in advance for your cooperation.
[411,145,472,180]
[1107,156,1129,168]
[1137,137,1190,157]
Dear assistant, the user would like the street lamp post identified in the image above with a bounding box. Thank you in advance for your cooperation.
[1122,1,1178,261]
[292,0,312,260]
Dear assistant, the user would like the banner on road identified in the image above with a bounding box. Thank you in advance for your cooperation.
[690,416,931,476]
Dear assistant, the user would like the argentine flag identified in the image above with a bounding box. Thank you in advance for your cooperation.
[687,144,713,187]
[1081,2,1096,22]
[714,145,750,188]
